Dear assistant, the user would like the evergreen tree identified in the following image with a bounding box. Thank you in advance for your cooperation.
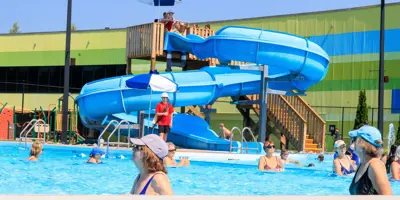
[353,89,368,130]
[396,116,400,145]
[9,22,20,33]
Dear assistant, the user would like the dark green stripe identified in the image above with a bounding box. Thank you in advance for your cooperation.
[310,78,400,91]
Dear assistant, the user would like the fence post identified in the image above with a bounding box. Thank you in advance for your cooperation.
[341,107,345,139]
[371,108,375,126]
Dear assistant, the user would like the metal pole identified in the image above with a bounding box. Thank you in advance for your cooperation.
[62,0,72,144]
[258,65,267,142]
[378,0,385,134]
[341,107,344,138]
[21,82,25,115]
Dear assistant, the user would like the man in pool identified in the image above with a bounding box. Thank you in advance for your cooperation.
[87,147,105,164]
[163,142,190,167]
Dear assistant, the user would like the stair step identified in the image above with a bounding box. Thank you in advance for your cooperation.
[305,138,313,143]
[304,147,323,153]
[305,143,318,148]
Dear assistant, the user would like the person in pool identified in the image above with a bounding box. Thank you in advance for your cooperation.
[163,142,190,167]
[87,148,105,164]
[130,134,173,195]
[317,154,324,162]
[348,125,392,195]
[333,140,356,176]
[258,140,284,172]
[385,144,398,174]
[28,142,43,161]
[280,150,302,166]
[389,145,400,180]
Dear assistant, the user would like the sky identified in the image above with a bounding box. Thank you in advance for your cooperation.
[1,0,399,34]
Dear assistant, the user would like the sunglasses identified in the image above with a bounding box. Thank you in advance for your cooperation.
[264,145,275,149]
[283,154,289,156]
[132,145,143,152]
[169,149,176,152]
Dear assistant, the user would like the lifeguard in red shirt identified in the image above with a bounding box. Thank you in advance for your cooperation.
[155,92,174,141]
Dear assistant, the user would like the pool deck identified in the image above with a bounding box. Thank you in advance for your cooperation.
[0,195,397,200]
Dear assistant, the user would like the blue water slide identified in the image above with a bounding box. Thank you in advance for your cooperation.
[76,26,329,152]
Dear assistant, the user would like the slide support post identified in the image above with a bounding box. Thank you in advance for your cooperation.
[258,65,268,142]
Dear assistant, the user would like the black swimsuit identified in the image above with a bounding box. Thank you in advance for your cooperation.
[349,165,378,195]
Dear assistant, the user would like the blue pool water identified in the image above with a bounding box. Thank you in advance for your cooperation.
[0,142,398,195]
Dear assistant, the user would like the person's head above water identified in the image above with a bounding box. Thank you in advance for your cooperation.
[130,134,168,174]
[167,142,176,159]
[334,140,346,155]
[30,142,43,158]
[263,140,275,155]
[348,125,384,158]
[280,150,289,160]
[317,154,324,162]
[90,148,105,158]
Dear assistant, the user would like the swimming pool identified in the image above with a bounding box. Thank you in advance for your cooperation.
[0,142,398,195]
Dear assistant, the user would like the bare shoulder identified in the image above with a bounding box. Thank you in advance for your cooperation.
[368,158,385,173]
[152,172,170,185]
[151,172,173,195]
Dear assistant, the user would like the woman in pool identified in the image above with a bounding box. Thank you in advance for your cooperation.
[28,142,43,161]
[258,140,284,172]
[389,145,400,180]
[333,140,356,176]
[348,125,392,195]
[280,150,302,166]
[86,148,105,164]
[385,144,398,174]
[164,142,190,167]
[130,134,173,195]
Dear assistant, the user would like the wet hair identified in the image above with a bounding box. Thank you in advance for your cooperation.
[30,142,43,158]
[280,150,288,158]
[318,154,324,161]
[307,163,315,167]
[386,144,398,173]
[357,137,384,158]
[142,145,167,174]
[264,140,274,146]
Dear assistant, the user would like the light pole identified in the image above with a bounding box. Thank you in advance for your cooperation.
[378,0,385,134]
[62,0,72,144]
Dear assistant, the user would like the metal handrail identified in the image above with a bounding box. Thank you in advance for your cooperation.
[19,119,47,149]
[97,120,119,147]
[106,120,131,155]
[229,127,242,153]
[241,127,259,154]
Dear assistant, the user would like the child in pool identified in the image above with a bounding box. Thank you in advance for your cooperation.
[87,148,105,164]
[28,142,43,161]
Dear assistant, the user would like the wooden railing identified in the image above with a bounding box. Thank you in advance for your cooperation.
[126,23,165,59]
[247,94,306,151]
[284,96,326,150]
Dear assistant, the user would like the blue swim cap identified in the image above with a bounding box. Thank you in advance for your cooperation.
[349,125,383,147]
[90,148,105,156]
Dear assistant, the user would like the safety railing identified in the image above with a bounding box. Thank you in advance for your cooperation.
[106,120,132,155]
[98,120,119,147]
[241,127,259,154]
[19,119,47,149]
[229,127,241,153]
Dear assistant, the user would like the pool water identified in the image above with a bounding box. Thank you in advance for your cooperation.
[0,142,398,195]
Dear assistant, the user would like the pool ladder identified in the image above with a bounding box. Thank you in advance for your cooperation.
[98,120,132,156]
[229,126,259,154]
[19,119,48,149]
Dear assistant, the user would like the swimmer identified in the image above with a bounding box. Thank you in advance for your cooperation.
[317,154,324,162]
[333,140,356,176]
[390,145,400,180]
[163,142,190,167]
[386,144,398,174]
[348,125,392,195]
[130,134,173,195]
[258,140,284,172]
[280,150,302,166]
[28,142,43,161]
[86,148,105,164]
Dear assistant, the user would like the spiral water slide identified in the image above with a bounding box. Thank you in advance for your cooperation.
[76,26,329,153]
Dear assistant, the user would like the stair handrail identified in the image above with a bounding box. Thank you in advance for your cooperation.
[98,120,119,147]
[106,120,131,156]
[229,127,242,153]
[241,127,259,154]
[20,119,46,149]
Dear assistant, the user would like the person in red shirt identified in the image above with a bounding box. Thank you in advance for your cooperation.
[155,92,174,141]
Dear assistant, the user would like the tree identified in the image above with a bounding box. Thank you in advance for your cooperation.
[396,116,400,145]
[71,24,77,31]
[9,22,20,33]
[353,89,368,130]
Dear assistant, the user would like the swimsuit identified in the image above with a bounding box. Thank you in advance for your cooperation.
[349,165,378,195]
[135,173,160,195]
[337,156,355,175]
[263,156,279,169]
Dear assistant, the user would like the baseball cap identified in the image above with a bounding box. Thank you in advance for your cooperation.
[348,125,382,147]
[334,140,346,149]
[161,92,169,99]
[90,147,105,156]
[130,134,168,159]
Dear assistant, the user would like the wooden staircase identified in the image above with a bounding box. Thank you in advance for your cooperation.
[243,94,325,153]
